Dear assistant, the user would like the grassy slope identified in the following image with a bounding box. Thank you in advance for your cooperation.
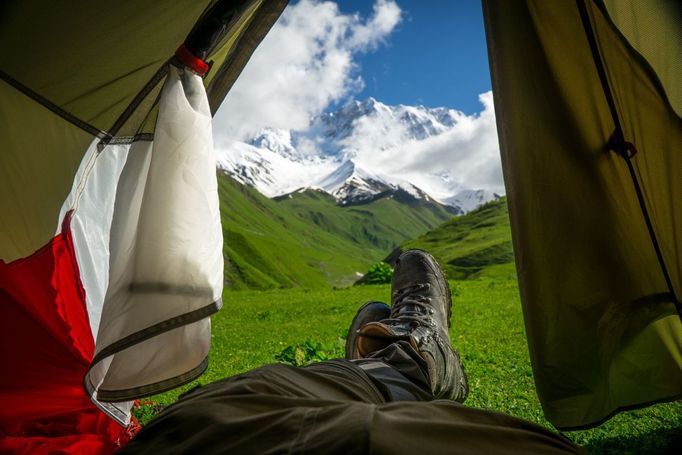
[276,187,457,252]
[137,280,681,453]
[397,197,516,280]
[218,173,454,289]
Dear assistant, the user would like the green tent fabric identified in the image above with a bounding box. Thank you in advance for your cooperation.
[483,0,681,429]
[0,0,287,263]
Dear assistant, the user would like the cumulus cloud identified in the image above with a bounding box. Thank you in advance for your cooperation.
[395,92,503,195]
[340,92,503,195]
[213,0,402,144]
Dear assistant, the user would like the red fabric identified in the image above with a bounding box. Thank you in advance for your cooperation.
[175,44,210,76]
[0,214,136,454]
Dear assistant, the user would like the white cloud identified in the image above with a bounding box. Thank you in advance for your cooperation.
[339,92,503,195]
[395,92,503,195]
[213,0,402,144]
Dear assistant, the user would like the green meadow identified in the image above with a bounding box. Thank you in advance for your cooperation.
[136,279,681,453]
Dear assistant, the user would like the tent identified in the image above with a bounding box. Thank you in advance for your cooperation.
[0,0,287,452]
[1,0,679,451]
[483,0,681,429]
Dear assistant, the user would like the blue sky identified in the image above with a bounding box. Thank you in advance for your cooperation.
[337,0,491,114]
[215,0,503,193]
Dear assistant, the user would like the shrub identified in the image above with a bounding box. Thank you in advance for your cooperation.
[275,339,342,366]
[364,262,393,284]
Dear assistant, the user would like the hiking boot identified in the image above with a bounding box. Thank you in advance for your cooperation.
[355,250,468,402]
[345,301,391,359]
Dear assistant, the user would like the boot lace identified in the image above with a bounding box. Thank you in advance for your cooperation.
[385,283,434,325]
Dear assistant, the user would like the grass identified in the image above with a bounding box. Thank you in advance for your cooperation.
[135,278,681,453]
[400,198,515,279]
[218,174,455,289]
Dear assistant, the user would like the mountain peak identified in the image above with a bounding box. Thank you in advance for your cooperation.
[216,97,501,213]
[315,159,356,191]
[248,128,296,157]
[444,189,501,213]
[360,96,378,106]
[339,97,388,118]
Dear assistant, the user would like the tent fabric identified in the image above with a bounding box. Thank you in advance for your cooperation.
[0,78,93,263]
[81,66,223,408]
[44,65,224,423]
[0,1,210,135]
[0,0,287,262]
[0,0,288,450]
[600,0,681,118]
[483,0,681,429]
[0,215,136,453]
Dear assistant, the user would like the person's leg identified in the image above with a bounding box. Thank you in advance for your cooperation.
[121,251,461,451]
[351,340,433,401]
[117,361,382,454]
[345,300,433,401]
[348,250,468,402]
[120,365,581,455]
[367,401,583,455]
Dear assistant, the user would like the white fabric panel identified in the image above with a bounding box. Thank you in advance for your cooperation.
[97,318,211,390]
[59,140,151,424]
[61,65,223,425]
[93,64,222,340]
[56,141,137,425]
[59,140,139,339]
[86,65,222,415]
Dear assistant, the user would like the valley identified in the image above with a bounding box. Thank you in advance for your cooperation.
[218,172,513,290]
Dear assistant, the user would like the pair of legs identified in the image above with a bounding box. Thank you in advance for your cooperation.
[120,251,580,454]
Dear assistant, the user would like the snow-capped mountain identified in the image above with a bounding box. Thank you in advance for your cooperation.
[315,160,392,205]
[215,98,501,212]
[444,189,501,213]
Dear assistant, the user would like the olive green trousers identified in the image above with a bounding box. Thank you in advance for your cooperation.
[119,342,581,454]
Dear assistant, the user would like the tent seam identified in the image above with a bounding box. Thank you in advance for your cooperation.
[89,298,222,368]
[97,62,170,151]
[0,69,103,138]
[95,357,210,402]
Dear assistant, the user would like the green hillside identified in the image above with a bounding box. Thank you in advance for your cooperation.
[276,187,457,252]
[217,173,455,290]
[392,197,516,280]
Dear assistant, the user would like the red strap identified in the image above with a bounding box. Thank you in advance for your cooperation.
[175,44,210,76]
